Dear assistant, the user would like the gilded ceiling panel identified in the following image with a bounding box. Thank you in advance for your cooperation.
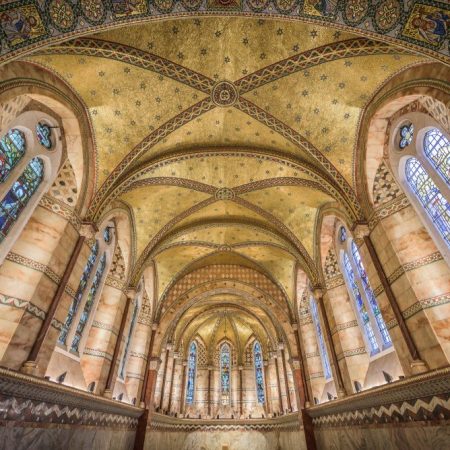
[120,185,211,257]
[138,107,305,164]
[27,54,201,186]
[244,54,428,184]
[94,18,357,82]
[234,245,296,304]
[154,244,214,297]
[135,153,317,189]
[173,199,269,230]
[240,185,332,256]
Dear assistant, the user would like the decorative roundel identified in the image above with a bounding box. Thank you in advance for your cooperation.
[218,244,232,252]
[339,226,347,243]
[212,81,238,107]
[181,0,203,11]
[246,0,271,12]
[372,0,403,33]
[399,123,414,150]
[342,0,371,26]
[36,123,52,150]
[80,0,107,25]
[154,0,175,13]
[47,0,78,32]
[273,0,297,15]
[215,187,235,201]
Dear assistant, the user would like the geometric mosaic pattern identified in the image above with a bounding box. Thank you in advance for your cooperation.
[372,161,402,207]
[48,158,78,208]
[323,247,340,280]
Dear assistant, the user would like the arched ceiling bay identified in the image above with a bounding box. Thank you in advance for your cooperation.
[22,15,434,309]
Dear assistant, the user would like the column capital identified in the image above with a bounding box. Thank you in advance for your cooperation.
[79,222,98,239]
[238,365,244,371]
[289,357,300,370]
[126,288,136,300]
[165,342,173,351]
[182,360,188,366]
[291,322,298,331]
[352,223,370,239]
[312,288,324,301]
[208,365,214,371]
[151,322,159,331]
[278,342,285,351]
[263,360,269,367]
[149,356,162,371]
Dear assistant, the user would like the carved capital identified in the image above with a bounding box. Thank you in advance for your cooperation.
[79,222,97,239]
[291,322,298,331]
[352,223,370,239]
[151,322,159,331]
[312,288,323,301]
[126,288,136,301]
[289,358,300,370]
[149,357,162,371]
[278,342,284,351]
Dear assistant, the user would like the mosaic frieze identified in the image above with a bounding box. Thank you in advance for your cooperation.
[0,1,448,64]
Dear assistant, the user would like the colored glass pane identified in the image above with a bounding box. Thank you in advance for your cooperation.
[186,342,197,405]
[351,241,391,347]
[406,158,450,247]
[423,128,450,184]
[399,123,414,149]
[0,129,26,183]
[339,226,347,243]
[58,241,99,344]
[343,252,379,354]
[71,252,106,352]
[0,157,44,243]
[119,299,139,379]
[220,343,231,405]
[36,123,52,149]
[310,298,332,379]
[103,226,111,243]
[253,341,265,403]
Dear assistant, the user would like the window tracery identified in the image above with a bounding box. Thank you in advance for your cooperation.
[0,128,25,183]
[309,297,332,379]
[423,128,450,184]
[186,341,197,405]
[220,343,231,405]
[253,341,265,404]
[119,297,140,380]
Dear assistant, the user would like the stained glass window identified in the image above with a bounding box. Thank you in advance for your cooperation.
[351,242,391,347]
[339,226,347,243]
[310,298,332,379]
[119,299,139,379]
[71,252,106,352]
[220,343,231,405]
[406,157,450,247]
[423,128,450,185]
[399,123,414,149]
[103,226,111,243]
[0,129,26,183]
[253,341,265,404]
[186,342,197,405]
[58,241,99,345]
[36,123,52,149]
[343,252,379,354]
[0,158,44,243]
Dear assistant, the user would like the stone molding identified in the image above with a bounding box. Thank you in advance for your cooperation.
[91,320,119,336]
[149,412,301,432]
[325,274,345,290]
[83,347,113,362]
[331,320,358,335]
[39,195,81,230]
[336,347,366,361]
[368,194,409,230]
[308,367,450,427]
[0,367,141,428]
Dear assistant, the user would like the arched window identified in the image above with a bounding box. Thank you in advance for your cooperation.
[119,298,140,380]
[405,158,450,247]
[309,297,332,379]
[0,112,62,264]
[0,158,44,242]
[71,252,106,352]
[0,129,25,182]
[58,223,115,354]
[342,251,379,355]
[253,341,265,404]
[423,128,450,185]
[220,343,231,405]
[186,341,197,405]
[351,241,391,347]
[58,240,99,345]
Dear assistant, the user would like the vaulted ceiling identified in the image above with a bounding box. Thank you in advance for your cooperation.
[24,16,433,312]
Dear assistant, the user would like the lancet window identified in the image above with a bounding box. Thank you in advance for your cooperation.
[119,298,140,380]
[220,343,231,405]
[186,341,197,405]
[253,341,265,404]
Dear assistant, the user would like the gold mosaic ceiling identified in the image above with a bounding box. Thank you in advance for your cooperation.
[26,16,432,305]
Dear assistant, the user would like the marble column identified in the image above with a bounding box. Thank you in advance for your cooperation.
[207,365,213,417]
[20,224,94,375]
[159,345,171,411]
[360,228,427,374]
[292,322,310,408]
[290,357,304,412]
[238,365,243,417]
[140,323,158,408]
[180,359,187,415]
[103,290,134,398]
[274,354,283,413]
[280,345,292,412]
[263,360,271,415]
[314,288,346,398]
[167,353,177,412]
[144,357,162,409]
